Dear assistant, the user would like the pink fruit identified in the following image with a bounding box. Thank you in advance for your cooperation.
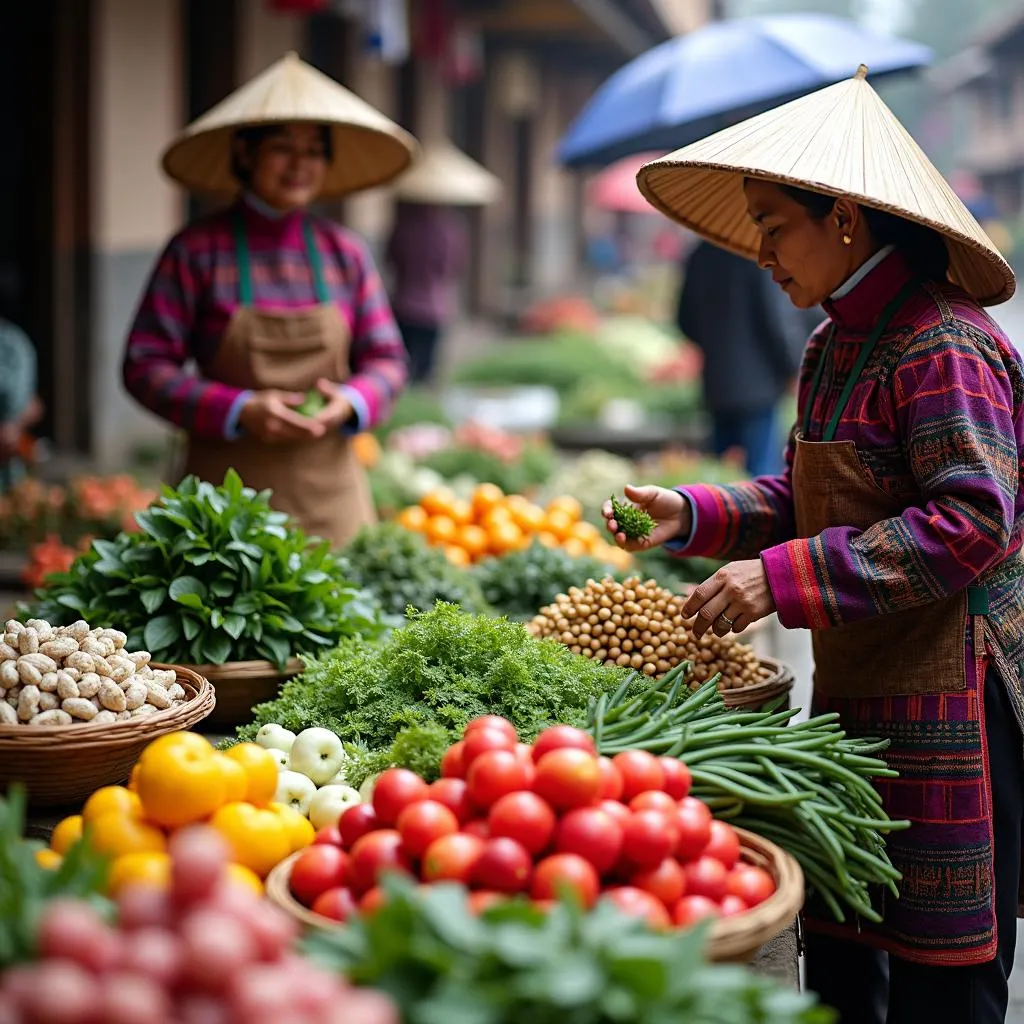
[116,927,183,989]
[116,885,173,931]
[15,960,99,1023]
[169,826,230,907]
[37,901,121,974]
[176,995,230,1024]
[179,908,259,990]
[227,964,298,1020]
[97,971,171,1024]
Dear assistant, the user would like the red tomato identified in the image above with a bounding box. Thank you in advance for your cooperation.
[339,804,378,850]
[461,819,491,840]
[468,891,506,914]
[596,757,624,801]
[533,749,602,810]
[726,864,776,907]
[554,807,623,875]
[684,856,729,903]
[397,800,459,859]
[674,798,713,862]
[488,791,557,855]
[612,751,666,801]
[530,853,600,909]
[659,757,692,800]
[704,820,741,870]
[372,768,431,827]
[467,749,534,808]
[348,830,413,895]
[441,741,467,779]
[621,810,680,868]
[603,886,672,929]
[312,824,343,847]
[464,715,518,742]
[672,894,721,927]
[462,728,517,768]
[628,791,678,815]
[719,894,749,917]
[530,725,597,762]
[358,886,389,916]
[471,837,533,894]
[629,858,686,906]
[514,743,535,770]
[310,886,358,922]
[289,846,350,907]
[598,799,632,828]
[429,778,474,824]
[422,833,486,884]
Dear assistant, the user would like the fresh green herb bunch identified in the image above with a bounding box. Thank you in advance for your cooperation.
[302,877,835,1024]
[338,523,492,619]
[0,787,112,969]
[235,602,627,785]
[295,389,327,417]
[473,541,621,620]
[609,494,656,540]
[22,470,385,667]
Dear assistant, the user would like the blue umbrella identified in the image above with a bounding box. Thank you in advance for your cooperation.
[557,14,933,169]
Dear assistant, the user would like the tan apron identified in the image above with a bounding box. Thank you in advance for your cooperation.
[796,280,1002,964]
[182,212,375,547]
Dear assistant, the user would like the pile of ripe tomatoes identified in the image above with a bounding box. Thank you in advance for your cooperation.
[288,717,776,929]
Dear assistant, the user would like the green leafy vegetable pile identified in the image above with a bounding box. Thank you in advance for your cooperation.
[339,523,492,619]
[235,602,627,785]
[303,877,834,1024]
[416,443,555,497]
[23,471,385,668]
[473,541,620,620]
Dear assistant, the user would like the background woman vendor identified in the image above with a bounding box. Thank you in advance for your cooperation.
[122,53,416,547]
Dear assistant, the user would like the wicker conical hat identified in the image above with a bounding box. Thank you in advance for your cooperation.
[393,139,502,206]
[637,66,1015,305]
[162,52,417,198]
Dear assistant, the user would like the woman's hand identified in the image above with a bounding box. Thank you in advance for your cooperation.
[602,484,692,552]
[310,378,355,431]
[238,390,327,443]
[682,559,776,639]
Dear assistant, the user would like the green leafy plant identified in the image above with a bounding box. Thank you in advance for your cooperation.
[609,495,655,541]
[416,443,556,496]
[234,602,627,785]
[339,523,492,619]
[473,542,621,620]
[303,877,835,1024]
[22,471,385,668]
[0,787,111,969]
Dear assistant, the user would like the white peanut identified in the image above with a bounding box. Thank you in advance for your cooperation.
[15,661,42,687]
[17,685,40,722]
[92,657,112,678]
[144,682,172,710]
[57,673,80,700]
[90,710,117,725]
[77,673,101,699]
[38,692,59,712]
[65,651,96,674]
[151,669,177,688]
[106,656,135,684]
[40,638,78,661]
[6,685,21,706]
[39,672,59,693]
[0,642,18,661]
[0,662,19,688]
[98,680,127,713]
[63,697,99,721]
[80,637,110,658]
[166,682,186,703]
[99,629,128,650]
[0,702,17,725]
[17,629,39,655]
[29,709,72,726]
[25,620,53,641]
[61,621,90,641]
[131,705,158,718]
[4,620,25,635]
[20,653,57,675]
[126,650,151,669]
[123,681,147,711]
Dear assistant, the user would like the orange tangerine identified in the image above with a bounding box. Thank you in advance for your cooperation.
[127,764,141,793]
[449,499,473,526]
[488,520,525,555]
[50,815,84,856]
[222,743,279,807]
[547,495,583,522]
[535,531,560,549]
[107,852,171,896]
[213,753,249,804]
[444,544,472,567]
[458,524,490,560]
[268,802,316,853]
[425,515,458,546]
[544,509,575,541]
[480,505,514,530]
[571,521,602,545]
[89,811,167,858]
[511,502,547,534]
[471,482,505,518]
[83,786,142,825]
[562,537,588,558]
[420,488,458,517]
[396,505,429,532]
[35,849,63,871]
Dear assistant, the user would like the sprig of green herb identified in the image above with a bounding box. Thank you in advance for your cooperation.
[610,494,656,541]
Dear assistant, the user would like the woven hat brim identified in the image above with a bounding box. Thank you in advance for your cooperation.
[393,141,503,206]
[636,75,1015,306]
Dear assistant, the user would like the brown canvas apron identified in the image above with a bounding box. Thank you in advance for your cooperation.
[181,212,375,547]
[795,281,1002,963]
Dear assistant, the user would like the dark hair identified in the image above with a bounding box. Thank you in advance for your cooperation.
[230,124,333,184]
[779,183,950,283]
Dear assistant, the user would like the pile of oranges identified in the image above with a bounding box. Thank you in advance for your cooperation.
[394,483,631,571]
[43,733,314,897]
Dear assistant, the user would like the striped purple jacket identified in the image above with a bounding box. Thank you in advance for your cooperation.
[676,249,1024,680]
[122,197,408,440]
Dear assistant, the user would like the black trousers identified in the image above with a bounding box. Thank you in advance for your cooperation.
[398,320,442,385]
[805,669,1024,1024]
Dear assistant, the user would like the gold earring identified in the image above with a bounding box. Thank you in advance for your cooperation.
[842,234,852,246]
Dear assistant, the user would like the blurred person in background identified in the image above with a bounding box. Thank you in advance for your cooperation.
[385,140,501,384]
[121,54,414,547]
[0,283,43,492]
[676,239,818,477]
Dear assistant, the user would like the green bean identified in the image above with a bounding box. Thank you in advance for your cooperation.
[592,692,607,750]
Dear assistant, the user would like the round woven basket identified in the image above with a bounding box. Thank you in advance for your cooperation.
[0,665,215,807]
[719,656,795,710]
[182,659,302,731]
[706,827,804,963]
[265,827,804,957]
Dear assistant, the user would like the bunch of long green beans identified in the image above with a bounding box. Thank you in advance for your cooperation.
[584,663,910,923]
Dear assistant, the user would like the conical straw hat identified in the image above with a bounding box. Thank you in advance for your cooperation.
[637,66,1015,305]
[162,52,417,198]
[393,139,503,206]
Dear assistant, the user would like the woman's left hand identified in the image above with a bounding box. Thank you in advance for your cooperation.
[311,378,355,431]
[682,559,777,639]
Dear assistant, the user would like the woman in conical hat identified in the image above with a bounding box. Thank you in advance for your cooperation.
[121,53,416,546]
[605,67,1024,1022]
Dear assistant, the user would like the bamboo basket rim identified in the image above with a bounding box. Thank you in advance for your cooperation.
[181,658,303,680]
[266,827,805,956]
[0,664,215,746]
[714,654,795,701]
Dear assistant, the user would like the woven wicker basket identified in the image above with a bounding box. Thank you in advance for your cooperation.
[182,659,302,731]
[719,656,795,710]
[265,827,805,957]
[0,665,215,807]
